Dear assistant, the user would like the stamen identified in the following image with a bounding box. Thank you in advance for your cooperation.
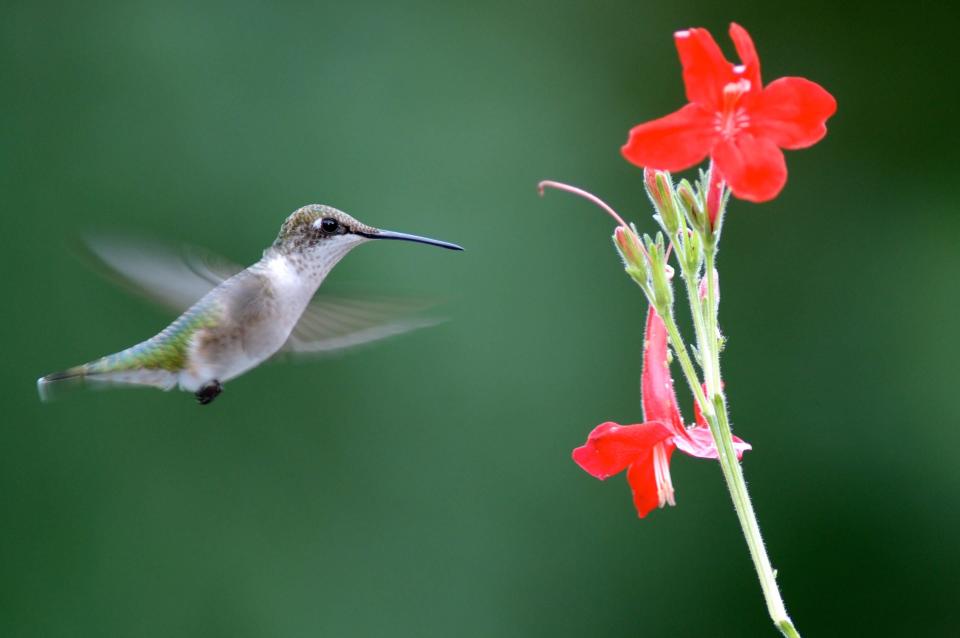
[652,443,676,508]
[714,79,753,139]
[724,78,752,99]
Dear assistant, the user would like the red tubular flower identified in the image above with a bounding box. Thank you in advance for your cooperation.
[572,307,750,517]
[621,23,836,203]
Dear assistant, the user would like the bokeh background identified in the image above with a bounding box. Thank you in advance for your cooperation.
[3,1,958,636]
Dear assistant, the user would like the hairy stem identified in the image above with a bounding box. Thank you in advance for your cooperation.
[700,245,799,637]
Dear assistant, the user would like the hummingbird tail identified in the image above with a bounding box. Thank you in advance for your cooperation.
[36,367,89,402]
[37,359,178,402]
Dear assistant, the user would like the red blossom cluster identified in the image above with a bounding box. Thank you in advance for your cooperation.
[573,24,834,518]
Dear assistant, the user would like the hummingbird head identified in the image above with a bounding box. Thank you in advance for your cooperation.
[272,204,463,260]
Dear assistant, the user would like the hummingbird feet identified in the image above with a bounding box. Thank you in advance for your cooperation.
[195,380,223,405]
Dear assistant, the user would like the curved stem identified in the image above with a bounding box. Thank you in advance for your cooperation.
[537,180,630,228]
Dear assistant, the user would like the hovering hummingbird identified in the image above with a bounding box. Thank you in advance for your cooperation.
[38,204,463,405]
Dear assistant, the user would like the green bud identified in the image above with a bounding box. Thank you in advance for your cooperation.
[644,232,674,310]
[644,168,679,235]
[612,225,648,288]
[684,227,704,272]
[677,179,707,234]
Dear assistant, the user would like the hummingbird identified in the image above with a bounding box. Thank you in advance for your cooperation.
[38,204,463,405]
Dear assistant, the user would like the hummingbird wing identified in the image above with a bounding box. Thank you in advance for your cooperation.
[281,295,443,356]
[82,234,242,312]
[84,235,446,357]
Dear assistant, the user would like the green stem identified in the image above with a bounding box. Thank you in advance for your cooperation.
[656,307,710,422]
[679,253,713,386]
[703,250,721,394]
[701,246,799,638]
[660,224,798,636]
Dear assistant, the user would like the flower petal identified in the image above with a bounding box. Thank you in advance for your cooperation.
[675,424,752,460]
[686,383,751,459]
[641,307,686,436]
[626,446,673,518]
[691,381,720,429]
[712,133,787,202]
[728,23,762,93]
[693,393,708,429]
[751,77,837,149]
[572,421,674,480]
[674,27,736,109]
[622,104,717,172]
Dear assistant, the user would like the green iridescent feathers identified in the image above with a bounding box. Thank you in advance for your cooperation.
[37,299,222,400]
[88,301,221,374]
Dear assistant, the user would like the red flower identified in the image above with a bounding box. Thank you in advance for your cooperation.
[621,23,836,203]
[572,307,750,517]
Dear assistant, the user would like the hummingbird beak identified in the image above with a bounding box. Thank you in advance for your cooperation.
[358,229,463,251]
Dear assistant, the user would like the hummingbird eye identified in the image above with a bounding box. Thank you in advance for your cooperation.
[319,217,340,234]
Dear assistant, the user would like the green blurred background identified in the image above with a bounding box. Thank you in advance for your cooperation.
[3,0,957,636]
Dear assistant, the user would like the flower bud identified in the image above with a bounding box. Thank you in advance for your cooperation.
[613,226,648,286]
[676,179,706,233]
[644,168,679,234]
[682,228,703,272]
[644,232,674,310]
[706,170,723,228]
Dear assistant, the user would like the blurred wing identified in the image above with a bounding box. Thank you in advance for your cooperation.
[82,234,243,312]
[283,295,445,356]
[84,234,447,356]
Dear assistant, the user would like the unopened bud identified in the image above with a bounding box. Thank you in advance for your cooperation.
[677,179,706,233]
[613,225,644,267]
[643,168,679,234]
[644,232,674,310]
[683,228,704,272]
[705,171,723,228]
[613,226,648,286]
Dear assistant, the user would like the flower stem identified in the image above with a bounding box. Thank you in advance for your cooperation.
[701,245,800,638]
[538,176,800,635]
[703,249,721,393]
[655,305,710,423]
